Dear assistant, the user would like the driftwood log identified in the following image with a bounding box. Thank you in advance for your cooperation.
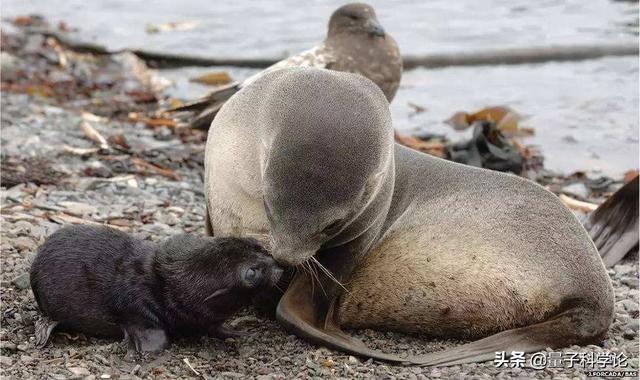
[31,27,639,70]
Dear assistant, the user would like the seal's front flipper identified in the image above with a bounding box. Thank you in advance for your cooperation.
[408,304,608,366]
[276,273,409,363]
[34,316,59,348]
[122,326,168,352]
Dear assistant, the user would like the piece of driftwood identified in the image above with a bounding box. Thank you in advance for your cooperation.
[559,194,598,213]
[28,27,639,70]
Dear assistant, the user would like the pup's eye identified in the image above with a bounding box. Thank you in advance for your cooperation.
[245,268,256,281]
[242,267,263,287]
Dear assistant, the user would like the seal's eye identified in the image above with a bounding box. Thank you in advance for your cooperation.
[242,267,263,287]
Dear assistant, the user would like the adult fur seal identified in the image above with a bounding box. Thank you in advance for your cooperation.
[30,225,282,352]
[170,2,402,130]
[204,67,614,365]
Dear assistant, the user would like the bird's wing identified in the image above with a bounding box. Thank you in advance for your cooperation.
[168,44,336,129]
[241,44,336,88]
[585,176,639,267]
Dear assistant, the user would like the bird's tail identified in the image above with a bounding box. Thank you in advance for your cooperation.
[167,82,241,130]
[585,176,639,267]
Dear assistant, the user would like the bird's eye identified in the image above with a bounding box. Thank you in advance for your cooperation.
[348,14,359,20]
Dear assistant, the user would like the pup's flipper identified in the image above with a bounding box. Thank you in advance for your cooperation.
[34,316,59,348]
[122,326,168,353]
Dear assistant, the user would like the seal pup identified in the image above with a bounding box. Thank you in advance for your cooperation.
[204,67,614,365]
[170,3,402,129]
[30,225,283,352]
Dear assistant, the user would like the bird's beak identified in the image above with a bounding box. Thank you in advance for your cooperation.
[365,19,385,37]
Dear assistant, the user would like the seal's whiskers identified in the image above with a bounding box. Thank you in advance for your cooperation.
[310,257,348,293]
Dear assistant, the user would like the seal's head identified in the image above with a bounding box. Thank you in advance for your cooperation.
[157,236,283,305]
[328,3,386,38]
[260,68,394,268]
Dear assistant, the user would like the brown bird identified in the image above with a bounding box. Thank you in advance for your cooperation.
[170,3,402,129]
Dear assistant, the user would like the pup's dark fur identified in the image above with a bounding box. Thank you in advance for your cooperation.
[30,225,282,352]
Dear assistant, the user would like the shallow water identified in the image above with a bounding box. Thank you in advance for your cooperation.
[163,56,639,176]
[3,0,639,176]
[2,0,638,57]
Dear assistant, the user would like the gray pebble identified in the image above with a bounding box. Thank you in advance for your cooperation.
[621,277,639,289]
[0,341,17,351]
[561,182,589,199]
[619,300,639,314]
[11,272,31,290]
[13,236,36,252]
[0,355,13,366]
[20,354,35,364]
[622,328,636,339]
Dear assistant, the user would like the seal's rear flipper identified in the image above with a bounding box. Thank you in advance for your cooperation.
[585,176,639,267]
[276,274,409,363]
[408,303,610,366]
[34,316,59,348]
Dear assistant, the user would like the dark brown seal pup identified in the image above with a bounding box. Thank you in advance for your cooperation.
[30,225,282,352]
[169,2,402,129]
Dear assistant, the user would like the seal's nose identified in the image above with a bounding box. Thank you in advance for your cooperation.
[271,248,315,267]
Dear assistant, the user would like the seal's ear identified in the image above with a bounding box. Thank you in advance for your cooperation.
[204,288,230,301]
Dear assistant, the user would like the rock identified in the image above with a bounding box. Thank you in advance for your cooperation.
[561,182,590,199]
[0,355,13,366]
[614,264,637,276]
[623,328,636,340]
[0,52,23,80]
[621,277,639,289]
[57,201,98,216]
[13,236,35,251]
[166,206,185,215]
[20,354,35,364]
[220,372,244,379]
[68,367,91,377]
[17,343,28,351]
[11,220,33,235]
[11,272,31,290]
[0,341,17,351]
[625,320,639,332]
[619,300,639,314]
